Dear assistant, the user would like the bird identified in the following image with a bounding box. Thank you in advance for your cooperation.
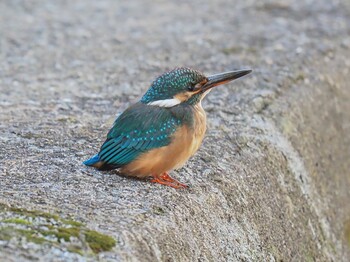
[84,67,251,188]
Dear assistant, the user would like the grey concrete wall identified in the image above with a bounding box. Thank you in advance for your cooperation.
[0,0,349,261]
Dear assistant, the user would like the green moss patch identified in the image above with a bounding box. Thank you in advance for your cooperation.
[67,245,84,256]
[2,218,32,225]
[0,227,49,245]
[0,203,116,255]
[84,230,116,253]
[40,227,80,243]
[16,229,48,244]
[0,203,59,221]
[0,227,14,241]
[61,219,84,227]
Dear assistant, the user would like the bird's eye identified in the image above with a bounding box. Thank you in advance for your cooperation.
[188,84,195,91]
[188,82,200,91]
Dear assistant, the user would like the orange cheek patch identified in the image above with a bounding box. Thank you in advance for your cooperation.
[174,92,193,102]
[174,78,208,102]
[195,78,208,89]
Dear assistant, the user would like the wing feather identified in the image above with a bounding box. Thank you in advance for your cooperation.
[98,102,181,167]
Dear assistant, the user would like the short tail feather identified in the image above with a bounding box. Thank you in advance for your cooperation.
[83,154,102,167]
[83,154,118,171]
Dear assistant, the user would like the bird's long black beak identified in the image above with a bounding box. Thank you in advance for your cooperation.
[201,69,252,91]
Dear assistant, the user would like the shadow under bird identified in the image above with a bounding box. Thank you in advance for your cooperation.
[84,67,251,188]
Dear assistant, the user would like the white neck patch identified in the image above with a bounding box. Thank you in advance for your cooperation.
[147,98,181,108]
[200,89,211,100]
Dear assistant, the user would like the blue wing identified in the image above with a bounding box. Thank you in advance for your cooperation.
[97,102,181,168]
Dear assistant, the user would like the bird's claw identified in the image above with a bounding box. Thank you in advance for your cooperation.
[150,172,188,189]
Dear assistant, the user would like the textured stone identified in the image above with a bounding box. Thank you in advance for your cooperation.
[0,0,350,261]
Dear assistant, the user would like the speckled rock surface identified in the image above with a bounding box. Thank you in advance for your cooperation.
[1,0,350,261]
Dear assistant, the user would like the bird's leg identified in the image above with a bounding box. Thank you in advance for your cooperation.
[150,172,188,189]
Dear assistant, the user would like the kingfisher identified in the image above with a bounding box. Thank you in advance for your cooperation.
[84,67,251,188]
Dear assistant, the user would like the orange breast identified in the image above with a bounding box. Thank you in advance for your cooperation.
[121,104,207,178]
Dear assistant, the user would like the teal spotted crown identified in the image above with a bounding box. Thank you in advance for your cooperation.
[141,67,206,103]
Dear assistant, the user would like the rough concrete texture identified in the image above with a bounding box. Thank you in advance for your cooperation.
[1,0,350,261]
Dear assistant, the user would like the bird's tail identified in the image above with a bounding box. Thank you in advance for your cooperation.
[84,154,120,171]
[83,154,104,168]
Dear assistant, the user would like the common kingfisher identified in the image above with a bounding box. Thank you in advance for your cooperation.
[84,67,251,188]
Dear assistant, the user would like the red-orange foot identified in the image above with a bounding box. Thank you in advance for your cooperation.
[150,172,188,189]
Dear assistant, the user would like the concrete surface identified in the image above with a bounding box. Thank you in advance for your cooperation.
[1,0,350,261]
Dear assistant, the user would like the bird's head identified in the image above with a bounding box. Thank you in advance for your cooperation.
[141,67,251,108]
